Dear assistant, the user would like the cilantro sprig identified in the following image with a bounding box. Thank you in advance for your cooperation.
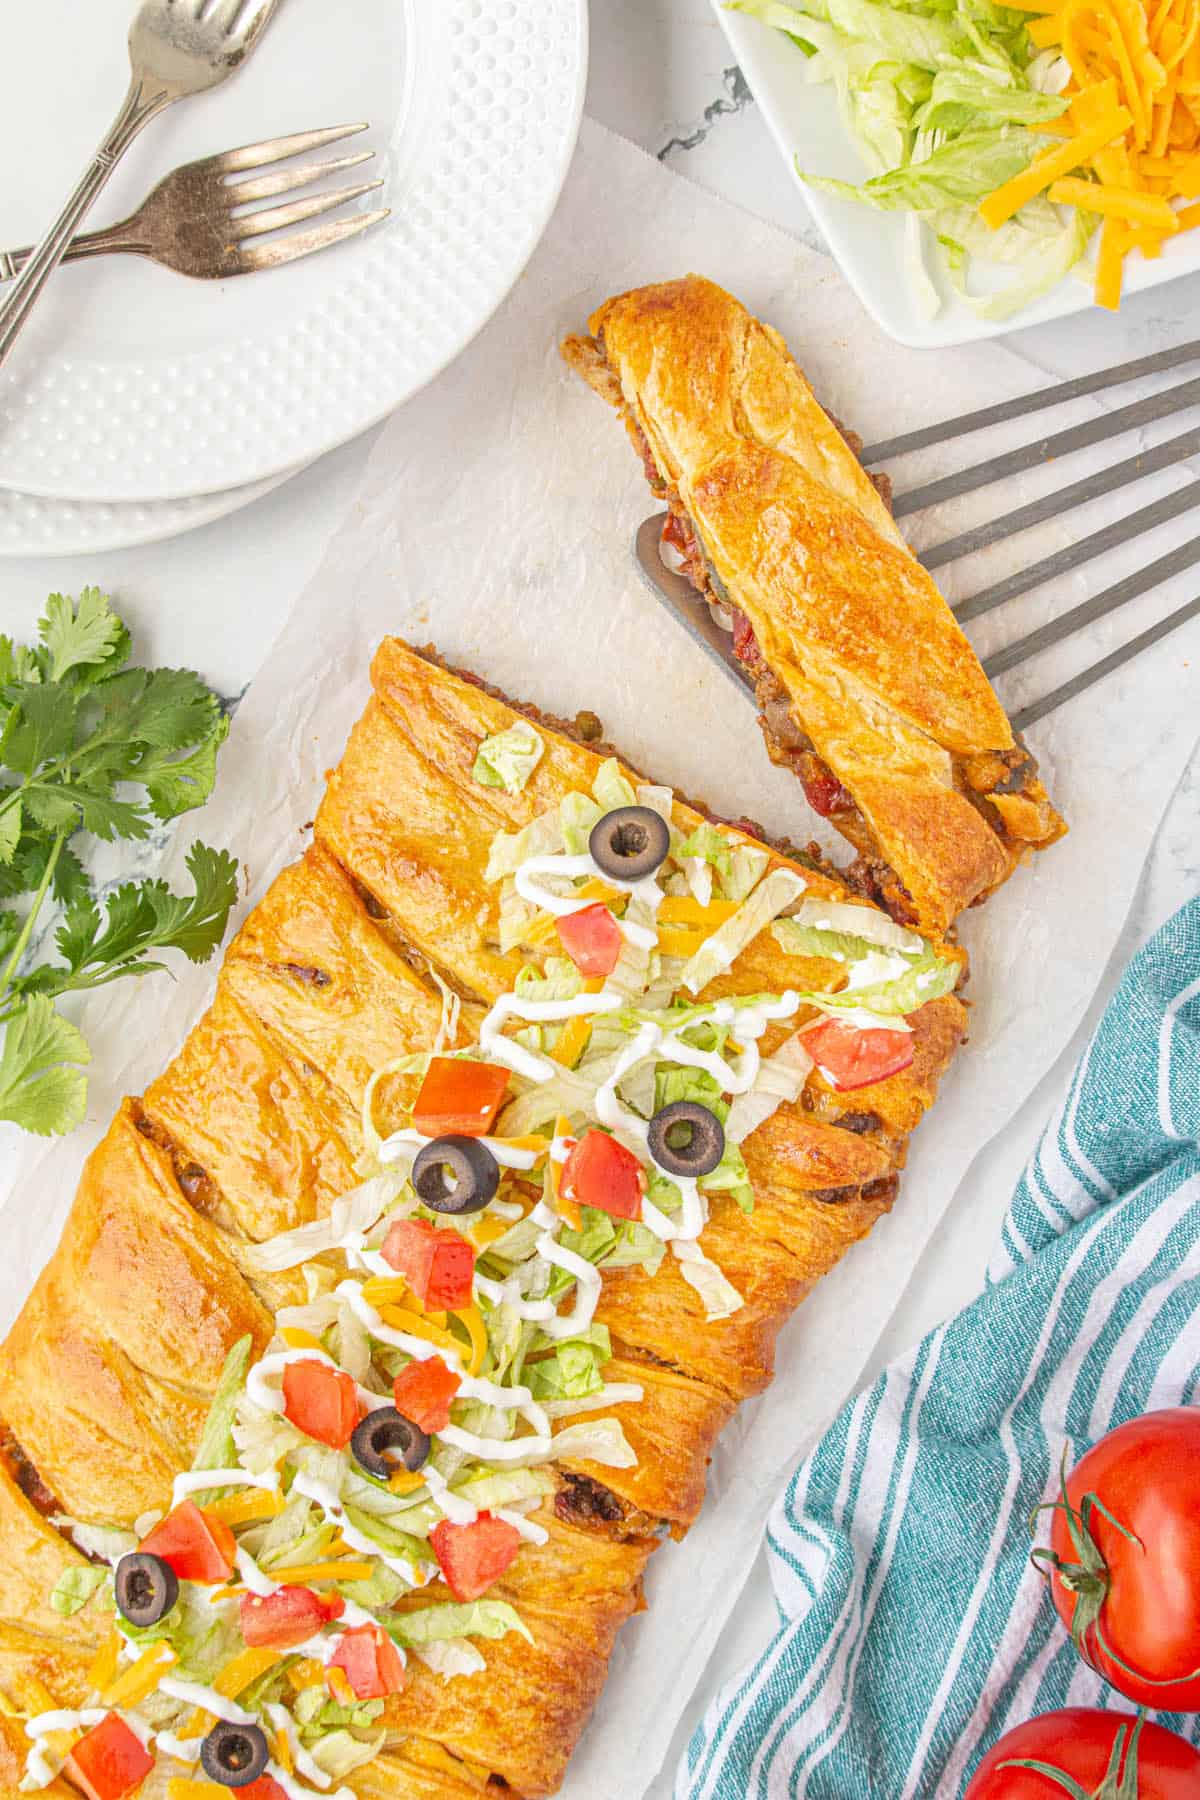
[0,588,238,1137]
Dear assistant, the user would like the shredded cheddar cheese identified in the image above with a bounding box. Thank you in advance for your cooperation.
[101,1642,179,1707]
[326,1667,357,1706]
[271,1559,375,1585]
[86,1631,122,1694]
[454,1303,489,1376]
[549,1112,582,1231]
[378,1306,463,1357]
[214,1648,283,1699]
[280,1326,325,1352]
[550,1012,593,1069]
[980,0,1200,306]
[287,1659,327,1692]
[657,896,741,927]
[205,1487,285,1527]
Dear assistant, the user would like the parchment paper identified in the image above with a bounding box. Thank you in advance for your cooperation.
[2,121,1198,1797]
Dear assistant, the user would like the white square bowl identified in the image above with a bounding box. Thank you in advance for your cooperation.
[713,0,1200,346]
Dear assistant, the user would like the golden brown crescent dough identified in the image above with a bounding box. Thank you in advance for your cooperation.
[0,639,966,1797]
[561,273,1066,935]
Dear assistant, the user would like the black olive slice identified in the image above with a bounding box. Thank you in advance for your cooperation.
[114,1551,178,1629]
[201,1722,271,1788]
[588,805,671,883]
[412,1135,499,1215]
[351,1405,431,1480]
[647,1100,726,1179]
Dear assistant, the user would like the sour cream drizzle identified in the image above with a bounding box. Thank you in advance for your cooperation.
[172,1466,279,1508]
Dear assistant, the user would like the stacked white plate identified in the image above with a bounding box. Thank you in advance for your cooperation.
[0,0,587,556]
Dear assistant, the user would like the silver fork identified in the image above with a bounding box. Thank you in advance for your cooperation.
[634,341,1200,735]
[0,0,281,369]
[0,127,388,283]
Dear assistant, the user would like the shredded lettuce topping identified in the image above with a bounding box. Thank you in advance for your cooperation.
[730,0,1093,320]
[471,721,545,794]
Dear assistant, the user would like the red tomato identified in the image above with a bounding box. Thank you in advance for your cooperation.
[431,1512,522,1601]
[412,1057,509,1138]
[799,761,855,818]
[393,1356,461,1433]
[240,1584,345,1650]
[237,1783,290,1800]
[328,1623,407,1699]
[559,1129,644,1222]
[964,1708,1200,1798]
[1044,1408,1200,1709]
[730,608,765,672]
[381,1218,476,1310]
[555,903,623,978]
[282,1359,362,1449]
[65,1714,154,1800]
[138,1500,235,1585]
[803,1016,914,1091]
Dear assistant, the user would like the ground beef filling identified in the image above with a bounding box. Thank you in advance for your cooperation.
[0,1424,61,1519]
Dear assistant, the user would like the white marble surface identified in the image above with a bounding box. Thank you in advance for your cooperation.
[0,4,1196,1793]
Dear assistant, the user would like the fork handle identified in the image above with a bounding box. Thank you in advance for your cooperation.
[0,76,171,371]
[0,222,150,282]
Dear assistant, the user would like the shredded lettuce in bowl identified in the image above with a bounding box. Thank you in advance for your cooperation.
[730,0,1094,319]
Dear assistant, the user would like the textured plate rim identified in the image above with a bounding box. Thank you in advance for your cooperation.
[0,464,305,559]
[0,0,589,502]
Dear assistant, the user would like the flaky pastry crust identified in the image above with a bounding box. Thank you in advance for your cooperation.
[0,640,966,1797]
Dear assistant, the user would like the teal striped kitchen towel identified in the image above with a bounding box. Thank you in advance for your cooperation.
[677,895,1200,1799]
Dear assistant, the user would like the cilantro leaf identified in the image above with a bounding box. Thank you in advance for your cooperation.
[23,784,152,842]
[0,637,40,688]
[38,588,129,685]
[0,588,237,1137]
[0,798,19,866]
[32,843,239,997]
[0,682,79,777]
[143,711,230,821]
[0,997,90,1136]
[0,910,20,962]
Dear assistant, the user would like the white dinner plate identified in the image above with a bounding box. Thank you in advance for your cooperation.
[715,0,1200,347]
[0,467,300,559]
[0,0,587,500]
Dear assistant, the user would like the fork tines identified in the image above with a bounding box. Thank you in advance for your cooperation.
[212,124,389,269]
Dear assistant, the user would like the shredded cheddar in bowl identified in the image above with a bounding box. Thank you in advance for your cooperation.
[980,0,1200,307]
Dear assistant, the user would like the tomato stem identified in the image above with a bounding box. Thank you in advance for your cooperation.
[998,1716,1145,1800]
[1031,1445,1200,1692]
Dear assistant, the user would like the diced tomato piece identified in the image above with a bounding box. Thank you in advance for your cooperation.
[328,1623,407,1700]
[240,1584,345,1650]
[430,1512,522,1601]
[412,1056,509,1138]
[559,1129,644,1222]
[237,1783,289,1800]
[65,1714,154,1800]
[799,761,855,819]
[393,1356,461,1433]
[381,1218,476,1310]
[802,1017,914,1091]
[138,1500,235,1585]
[731,609,764,672]
[555,902,623,978]
[282,1359,362,1449]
